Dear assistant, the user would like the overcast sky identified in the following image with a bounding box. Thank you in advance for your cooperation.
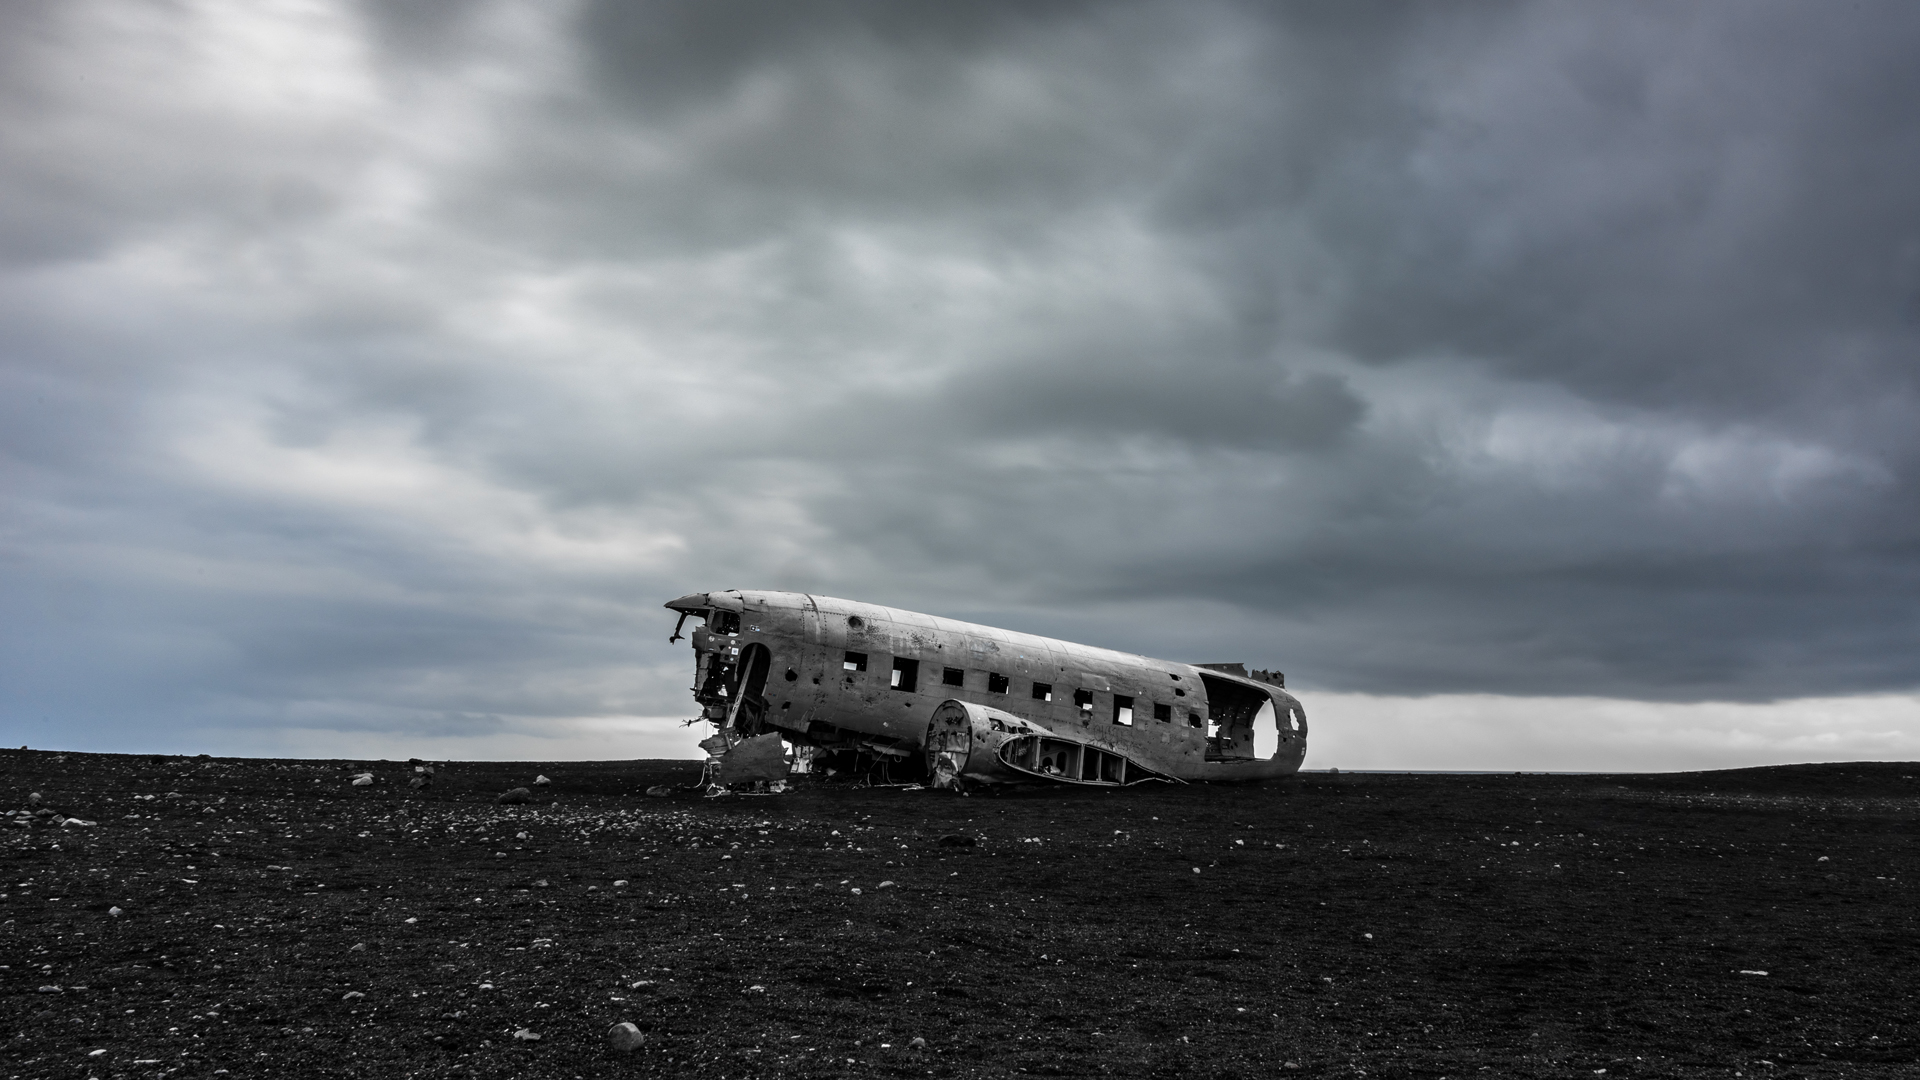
[4,0,1918,769]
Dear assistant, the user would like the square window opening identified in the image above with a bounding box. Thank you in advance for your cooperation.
[843,652,868,673]
[890,656,919,692]
[1113,695,1135,726]
[942,667,965,688]
[1153,702,1171,722]
[987,672,1010,695]
[1187,709,1203,728]
[1031,681,1053,702]
[1074,688,1095,713]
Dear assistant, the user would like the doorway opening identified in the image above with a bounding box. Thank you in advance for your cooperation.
[727,643,773,735]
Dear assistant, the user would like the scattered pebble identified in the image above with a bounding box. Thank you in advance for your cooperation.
[497,788,532,805]
[645,786,672,797]
[342,991,365,1001]
[350,773,374,787]
[349,943,366,952]
[513,1028,540,1042]
[910,1037,928,1049]
[533,775,551,786]
[877,880,896,889]
[108,907,123,918]
[607,1021,645,1052]
[613,879,628,887]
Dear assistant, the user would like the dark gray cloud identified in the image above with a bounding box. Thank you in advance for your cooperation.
[2,0,1918,759]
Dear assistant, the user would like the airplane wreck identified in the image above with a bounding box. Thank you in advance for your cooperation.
[666,590,1306,789]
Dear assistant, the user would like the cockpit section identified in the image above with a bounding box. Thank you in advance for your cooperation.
[668,591,773,735]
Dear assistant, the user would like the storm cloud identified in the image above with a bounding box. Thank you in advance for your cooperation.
[3,0,1917,764]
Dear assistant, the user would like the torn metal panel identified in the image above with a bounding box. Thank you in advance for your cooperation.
[715,732,789,786]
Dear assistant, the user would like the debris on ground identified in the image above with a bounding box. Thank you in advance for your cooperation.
[497,787,532,805]
[715,733,788,786]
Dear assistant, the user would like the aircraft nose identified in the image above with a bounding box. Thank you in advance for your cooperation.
[664,592,710,612]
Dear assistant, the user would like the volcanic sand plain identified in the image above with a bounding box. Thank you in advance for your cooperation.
[4,750,1917,1079]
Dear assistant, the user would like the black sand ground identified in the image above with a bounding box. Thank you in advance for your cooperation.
[4,750,1916,1079]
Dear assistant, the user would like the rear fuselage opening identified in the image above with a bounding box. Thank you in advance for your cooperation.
[1198,673,1270,760]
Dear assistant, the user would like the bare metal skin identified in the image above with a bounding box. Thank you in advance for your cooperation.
[666,590,1306,788]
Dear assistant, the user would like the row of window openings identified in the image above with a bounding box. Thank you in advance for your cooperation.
[844,652,1199,728]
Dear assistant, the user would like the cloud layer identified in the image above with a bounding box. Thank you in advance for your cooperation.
[3,0,1917,761]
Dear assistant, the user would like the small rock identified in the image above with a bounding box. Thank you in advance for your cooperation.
[38,985,63,993]
[876,880,896,889]
[910,1037,928,1049]
[109,906,124,918]
[744,984,766,993]
[351,773,374,787]
[513,1028,540,1042]
[645,785,673,797]
[408,777,426,790]
[937,833,975,847]
[533,775,551,786]
[27,792,43,807]
[497,787,532,805]
[342,991,366,1001]
[1283,1062,1301,1070]
[612,879,628,887]
[607,1021,645,1052]
[850,887,862,895]
[88,1048,107,1057]
[61,817,97,827]
[349,942,366,952]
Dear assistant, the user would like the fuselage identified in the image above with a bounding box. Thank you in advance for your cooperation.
[666,589,1306,784]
